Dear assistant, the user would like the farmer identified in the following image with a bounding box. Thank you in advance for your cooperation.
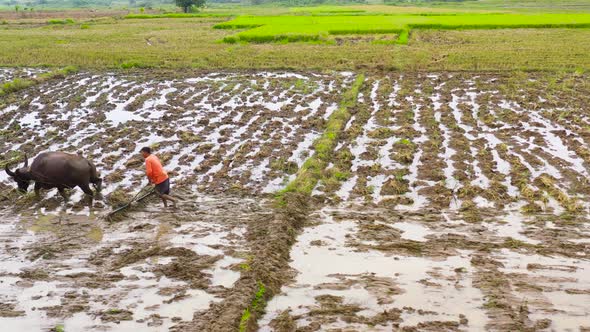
[140,147,177,208]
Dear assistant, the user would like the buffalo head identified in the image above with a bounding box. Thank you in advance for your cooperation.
[5,154,32,192]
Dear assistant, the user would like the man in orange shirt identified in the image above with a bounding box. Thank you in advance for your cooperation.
[140,147,177,208]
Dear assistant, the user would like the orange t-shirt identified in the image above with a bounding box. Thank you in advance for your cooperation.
[145,154,169,185]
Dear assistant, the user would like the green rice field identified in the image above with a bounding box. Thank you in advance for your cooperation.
[216,13,590,43]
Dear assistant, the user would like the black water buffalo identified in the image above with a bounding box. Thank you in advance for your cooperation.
[5,151,102,199]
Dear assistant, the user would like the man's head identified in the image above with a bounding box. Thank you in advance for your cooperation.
[140,147,152,159]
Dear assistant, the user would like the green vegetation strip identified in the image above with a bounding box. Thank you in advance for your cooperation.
[215,13,590,44]
[124,13,230,19]
[235,74,364,331]
[0,66,78,97]
[239,281,266,332]
[276,73,365,202]
[47,18,75,25]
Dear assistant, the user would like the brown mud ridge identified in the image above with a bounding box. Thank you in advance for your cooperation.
[333,35,397,46]
[0,9,145,21]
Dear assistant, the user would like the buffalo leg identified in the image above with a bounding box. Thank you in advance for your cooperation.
[79,184,94,206]
[79,183,94,196]
[91,177,102,192]
[34,182,41,197]
[58,187,69,201]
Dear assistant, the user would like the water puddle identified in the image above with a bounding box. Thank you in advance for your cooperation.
[390,221,433,242]
[495,249,590,331]
[260,207,488,330]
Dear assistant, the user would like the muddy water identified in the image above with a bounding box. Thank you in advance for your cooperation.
[260,205,590,331]
[495,249,590,331]
[260,207,488,330]
[0,193,269,331]
[0,67,47,85]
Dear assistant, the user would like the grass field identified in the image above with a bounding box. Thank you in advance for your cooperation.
[1,10,590,71]
[1,3,590,71]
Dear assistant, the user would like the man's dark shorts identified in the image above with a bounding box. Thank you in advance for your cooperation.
[155,178,170,196]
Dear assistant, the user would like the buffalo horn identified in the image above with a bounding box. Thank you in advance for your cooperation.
[5,165,15,177]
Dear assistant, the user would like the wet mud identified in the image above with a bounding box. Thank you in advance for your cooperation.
[264,73,590,332]
[1,70,589,331]
[0,67,47,85]
[260,205,590,331]
[0,192,267,331]
[1,70,352,202]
